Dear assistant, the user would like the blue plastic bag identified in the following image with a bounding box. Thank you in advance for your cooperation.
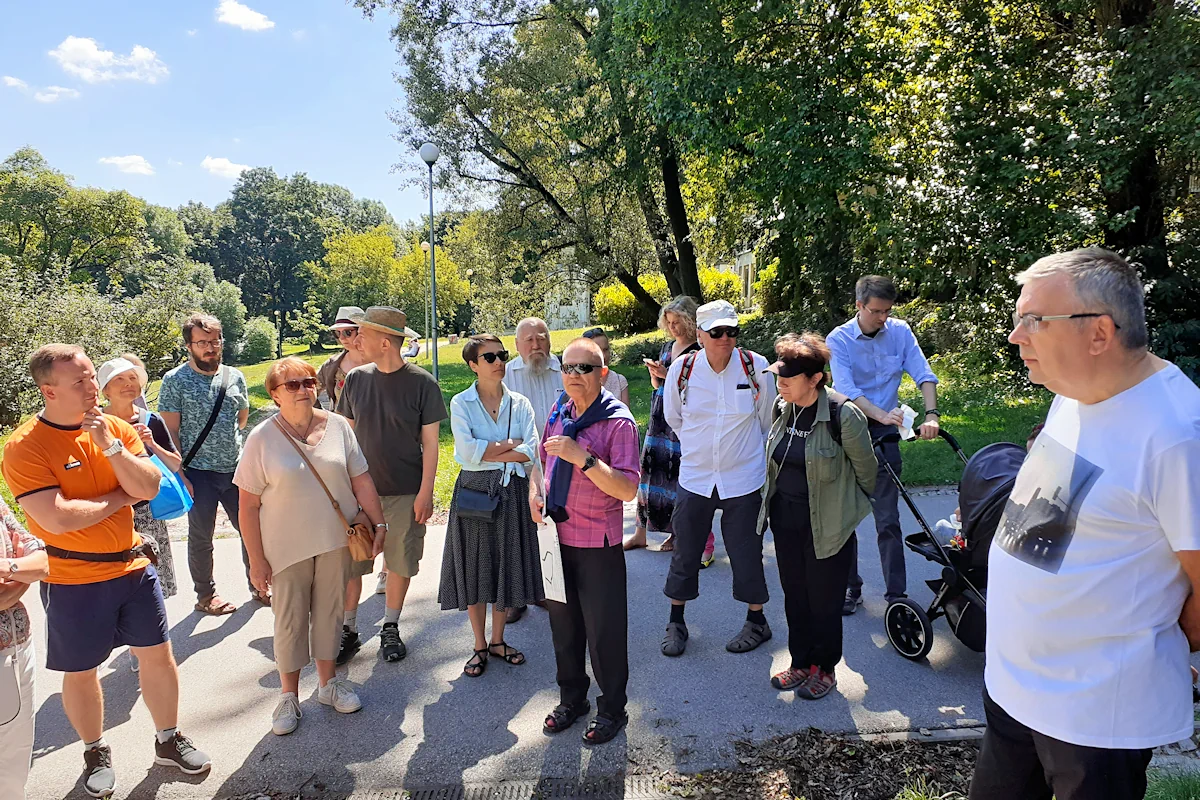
[148,453,193,521]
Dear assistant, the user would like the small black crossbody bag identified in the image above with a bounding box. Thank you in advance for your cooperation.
[456,399,513,522]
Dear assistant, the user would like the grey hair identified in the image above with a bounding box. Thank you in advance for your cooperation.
[658,295,698,339]
[1016,247,1147,350]
[515,317,549,337]
[855,275,897,305]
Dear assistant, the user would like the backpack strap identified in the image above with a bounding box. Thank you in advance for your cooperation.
[737,348,760,402]
[826,389,846,446]
[676,351,699,406]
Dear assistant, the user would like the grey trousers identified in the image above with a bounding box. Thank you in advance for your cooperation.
[184,468,254,601]
[664,487,767,605]
[847,435,907,601]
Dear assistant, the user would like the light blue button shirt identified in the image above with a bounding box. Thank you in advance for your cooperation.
[826,316,938,412]
[450,382,540,485]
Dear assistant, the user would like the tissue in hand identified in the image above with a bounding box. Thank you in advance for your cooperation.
[898,404,918,440]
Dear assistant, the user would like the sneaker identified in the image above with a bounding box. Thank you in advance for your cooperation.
[700,533,716,569]
[130,654,139,673]
[375,570,388,595]
[153,731,211,775]
[842,591,863,616]
[271,693,302,736]
[82,745,116,798]
[318,679,363,714]
[336,626,361,665]
[795,667,837,700]
[379,622,406,662]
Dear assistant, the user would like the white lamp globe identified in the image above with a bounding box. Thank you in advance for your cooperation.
[419,143,440,165]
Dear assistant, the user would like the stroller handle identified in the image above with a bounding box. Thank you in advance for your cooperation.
[872,428,969,464]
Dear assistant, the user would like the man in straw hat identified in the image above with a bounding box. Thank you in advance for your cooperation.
[335,307,448,664]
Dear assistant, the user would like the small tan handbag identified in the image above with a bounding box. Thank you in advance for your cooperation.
[272,416,375,562]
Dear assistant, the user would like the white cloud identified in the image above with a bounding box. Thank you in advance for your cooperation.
[34,86,81,103]
[187,29,199,37]
[201,156,250,179]
[167,158,184,167]
[292,29,308,41]
[216,1,275,31]
[3,76,28,89]
[99,155,155,176]
[49,36,169,84]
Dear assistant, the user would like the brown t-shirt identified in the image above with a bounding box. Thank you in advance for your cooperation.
[335,362,447,496]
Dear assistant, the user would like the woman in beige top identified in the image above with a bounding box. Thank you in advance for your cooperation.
[235,357,386,737]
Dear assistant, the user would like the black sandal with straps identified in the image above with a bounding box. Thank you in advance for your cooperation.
[463,648,489,678]
[583,711,628,745]
[543,700,590,734]
[488,641,525,665]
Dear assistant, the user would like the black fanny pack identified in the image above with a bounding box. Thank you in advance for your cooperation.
[45,537,159,567]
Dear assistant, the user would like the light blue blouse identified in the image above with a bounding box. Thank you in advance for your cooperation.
[450,382,540,485]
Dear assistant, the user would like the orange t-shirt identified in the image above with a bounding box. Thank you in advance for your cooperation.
[1,415,150,585]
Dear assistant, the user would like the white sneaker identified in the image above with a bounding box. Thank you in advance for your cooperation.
[375,571,388,595]
[271,693,302,736]
[318,679,362,714]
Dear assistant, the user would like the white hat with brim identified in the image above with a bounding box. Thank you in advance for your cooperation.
[696,299,739,332]
[403,327,420,341]
[352,306,409,338]
[97,358,139,392]
[330,306,366,331]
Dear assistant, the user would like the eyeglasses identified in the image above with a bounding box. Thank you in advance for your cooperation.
[189,338,224,351]
[561,363,599,375]
[478,350,510,364]
[335,329,359,339]
[1011,311,1119,334]
[275,377,318,393]
[706,326,739,339]
[582,327,606,339]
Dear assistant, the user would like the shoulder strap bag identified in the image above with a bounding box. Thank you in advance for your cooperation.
[455,396,513,522]
[182,366,229,469]
[271,415,375,562]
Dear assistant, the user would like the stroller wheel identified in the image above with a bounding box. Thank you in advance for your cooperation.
[886,598,935,661]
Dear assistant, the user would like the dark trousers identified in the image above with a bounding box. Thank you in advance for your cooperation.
[772,495,855,673]
[184,468,253,601]
[664,487,767,605]
[848,433,906,601]
[969,689,1152,800]
[547,543,628,718]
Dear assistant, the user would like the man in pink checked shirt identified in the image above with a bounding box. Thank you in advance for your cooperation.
[530,337,640,746]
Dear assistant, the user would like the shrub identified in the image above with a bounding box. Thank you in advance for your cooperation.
[121,286,200,379]
[200,280,247,362]
[611,331,670,364]
[593,268,747,333]
[242,316,279,364]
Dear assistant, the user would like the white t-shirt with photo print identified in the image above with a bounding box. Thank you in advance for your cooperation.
[985,362,1200,749]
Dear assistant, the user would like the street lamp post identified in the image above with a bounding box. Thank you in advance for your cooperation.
[273,309,282,360]
[420,241,431,361]
[419,142,440,381]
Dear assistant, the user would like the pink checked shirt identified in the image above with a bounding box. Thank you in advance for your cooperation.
[540,403,641,548]
[0,498,44,650]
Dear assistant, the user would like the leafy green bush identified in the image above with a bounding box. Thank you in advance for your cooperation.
[121,286,199,380]
[242,316,279,364]
[593,268,745,333]
[611,331,670,364]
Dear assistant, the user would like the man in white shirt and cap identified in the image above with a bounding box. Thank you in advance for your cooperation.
[660,299,778,657]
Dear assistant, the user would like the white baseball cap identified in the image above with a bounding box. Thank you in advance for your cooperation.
[696,300,739,332]
[97,358,139,392]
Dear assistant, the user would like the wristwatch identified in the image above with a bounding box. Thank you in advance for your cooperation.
[3,560,16,579]
[925,408,941,418]
[101,439,124,458]
[374,523,390,532]
[581,454,598,472]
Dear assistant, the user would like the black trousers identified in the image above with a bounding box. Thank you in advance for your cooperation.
[969,689,1153,800]
[771,494,855,673]
[546,543,628,718]
[664,487,767,604]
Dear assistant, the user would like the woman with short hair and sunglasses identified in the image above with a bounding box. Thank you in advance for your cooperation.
[439,334,544,677]
[316,306,369,409]
[234,357,387,736]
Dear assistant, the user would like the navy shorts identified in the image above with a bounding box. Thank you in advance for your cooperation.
[40,566,170,673]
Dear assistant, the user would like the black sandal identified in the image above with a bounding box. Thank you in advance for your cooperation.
[543,701,590,734]
[463,648,488,678]
[583,712,627,745]
[488,641,525,665]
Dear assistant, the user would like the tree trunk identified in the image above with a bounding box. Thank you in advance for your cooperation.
[613,267,662,330]
[659,135,703,301]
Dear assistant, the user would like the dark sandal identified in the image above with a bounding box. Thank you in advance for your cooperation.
[771,666,811,691]
[195,595,236,616]
[726,620,772,653]
[488,641,525,665]
[543,701,590,734]
[463,648,488,678]
[249,589,272,607]
[661,621,688,657]
[583,712,627,745]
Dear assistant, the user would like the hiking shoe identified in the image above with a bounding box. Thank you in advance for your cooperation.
[726,620,772,653]
[82,744,116,798]
[770,666,811,691]
[318,679,363,714]
[271,693,302,736]
[795,667,837,700]
[336,626,361,665]
[154,731,211,775]
[842,591,863,616]
[379,622,407,662]
[375,570,388,595]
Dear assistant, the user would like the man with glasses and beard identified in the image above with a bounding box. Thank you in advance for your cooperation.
[158,314,258,614]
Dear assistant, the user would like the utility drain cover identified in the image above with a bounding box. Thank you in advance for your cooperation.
[354,776,673,800]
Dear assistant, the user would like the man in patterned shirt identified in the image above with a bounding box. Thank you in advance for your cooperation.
[531,337,639,746]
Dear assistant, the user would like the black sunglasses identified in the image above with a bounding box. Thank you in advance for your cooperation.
[561,363,599,375]
[707,326,739,339]
[582,327,606,339]
[478,350,510,364]
[277,377,318,393]
[335,328,359,338]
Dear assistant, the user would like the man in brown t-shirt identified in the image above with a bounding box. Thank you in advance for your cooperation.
[335,307,447,664]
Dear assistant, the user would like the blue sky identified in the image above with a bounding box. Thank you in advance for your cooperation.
[0,0,431,224]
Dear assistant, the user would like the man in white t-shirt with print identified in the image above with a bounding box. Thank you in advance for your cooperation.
[971,247,1200,800]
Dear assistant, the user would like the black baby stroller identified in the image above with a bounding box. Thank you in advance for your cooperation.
[876,430,1026,660]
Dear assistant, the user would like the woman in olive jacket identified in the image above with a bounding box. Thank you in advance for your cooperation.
[757,332,877,700]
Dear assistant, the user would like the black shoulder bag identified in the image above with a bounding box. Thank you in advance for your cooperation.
[455,398,513,522]
[182,366,230,470]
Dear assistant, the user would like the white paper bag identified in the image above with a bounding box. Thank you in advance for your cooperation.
[537,521,567,604]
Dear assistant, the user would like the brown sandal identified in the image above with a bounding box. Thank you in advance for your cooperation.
[195,595,236,616]
[250,588,272,607]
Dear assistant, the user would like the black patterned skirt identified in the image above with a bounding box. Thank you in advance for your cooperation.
[438,470,545,611]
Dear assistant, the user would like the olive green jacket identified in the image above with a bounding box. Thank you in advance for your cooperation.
[757,387,878,558]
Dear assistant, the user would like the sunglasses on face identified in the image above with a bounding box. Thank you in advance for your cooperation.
[276,377,318,393]
[478,350,510,364]
[706,326,739,339]
[562,363,599,375]
[335,329,358,339]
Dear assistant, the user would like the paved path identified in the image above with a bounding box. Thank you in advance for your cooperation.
[26,493,989,799]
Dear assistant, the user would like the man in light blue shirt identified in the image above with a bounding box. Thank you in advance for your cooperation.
[827,275,940,610]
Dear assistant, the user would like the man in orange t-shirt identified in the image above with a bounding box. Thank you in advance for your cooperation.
[2,344,212,798]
